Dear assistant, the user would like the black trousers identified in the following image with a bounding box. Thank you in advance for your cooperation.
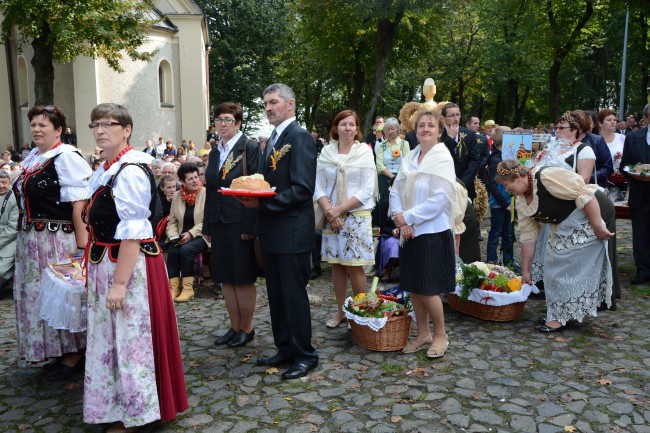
[311,231,322,269]
[263,251,318,363]
[166,236,207,278]
[631,199,650,279]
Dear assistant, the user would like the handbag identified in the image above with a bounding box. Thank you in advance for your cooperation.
[315,170,337,230]
[242,141,265,270]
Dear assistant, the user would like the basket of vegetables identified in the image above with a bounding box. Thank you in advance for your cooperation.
[447,261,538,322]
[344,282,413,351]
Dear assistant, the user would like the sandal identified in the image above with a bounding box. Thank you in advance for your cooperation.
[402,337,433,354]
[539,324,565,333]
[426,340,450,359]
[325,317,346,329]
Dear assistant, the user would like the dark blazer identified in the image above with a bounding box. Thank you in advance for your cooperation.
[441,126,482,199]
[405,130,418,150]
[486,148,510,208]
[620,126,650,209]
[143,147,157,158]
[258,121,317,254]
[203,134,259,234]
[582,133,614,187]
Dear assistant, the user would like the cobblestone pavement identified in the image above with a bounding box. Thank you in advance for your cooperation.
[0,219,648,433]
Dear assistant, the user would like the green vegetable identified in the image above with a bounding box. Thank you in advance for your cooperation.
[460,264,485,301]
[493,274,510,289]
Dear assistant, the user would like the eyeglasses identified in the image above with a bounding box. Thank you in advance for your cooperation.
[555,126,571,131]
[89,121,122,130]
[445,113,461,118]
[215,118,236,125]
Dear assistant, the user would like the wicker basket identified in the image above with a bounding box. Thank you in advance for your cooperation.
[447,293,525,322]
[349,314,412,351]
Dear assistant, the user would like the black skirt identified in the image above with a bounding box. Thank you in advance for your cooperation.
[400,230,455,296]
[210,222,258,285]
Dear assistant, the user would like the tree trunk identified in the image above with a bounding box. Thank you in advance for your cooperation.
[348,44,365,112]
[546,0,594,120]
[364,9,405,133]
[514,84,531,127]
[548,60,562,120]
[639,8,648,109]
[31,23,55,105]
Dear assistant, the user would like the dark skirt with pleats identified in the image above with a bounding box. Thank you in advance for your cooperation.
[400,230,455,296]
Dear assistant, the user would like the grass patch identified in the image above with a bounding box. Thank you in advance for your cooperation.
[570,334,594,349]
[631,286,650,297]
[380,361,404,375]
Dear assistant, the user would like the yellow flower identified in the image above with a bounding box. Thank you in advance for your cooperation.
[392,149,401,158]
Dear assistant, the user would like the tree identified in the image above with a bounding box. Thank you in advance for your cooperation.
[544,0,595,120]
[0,0,157,105]
[193,0,288,131]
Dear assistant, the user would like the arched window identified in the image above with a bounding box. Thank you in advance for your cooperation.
[17,56,28,106]
[158,60,173,106]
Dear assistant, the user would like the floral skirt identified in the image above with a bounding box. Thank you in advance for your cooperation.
[322,210,374,266]
[83,252,188,427]
[13,228,86,362]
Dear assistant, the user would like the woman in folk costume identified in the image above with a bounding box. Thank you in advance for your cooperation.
[390,108,461,359]
[82,104,187,432]
[314,110,378,329]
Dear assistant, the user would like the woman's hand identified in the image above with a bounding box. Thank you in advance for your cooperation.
[203,234,211,244]
[401,225,415,240]
[391,228,400,238]
[241,233,254,241]
[106,282,127,311]
[393,212,407,227]
[593,223,614,240]
[521,270,533,285]
[178,232,192,245]
[330,217,344,232]
[324,205,343,221]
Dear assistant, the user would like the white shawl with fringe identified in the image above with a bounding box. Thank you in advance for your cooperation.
[391,143,457,244]
[316,140,379,206]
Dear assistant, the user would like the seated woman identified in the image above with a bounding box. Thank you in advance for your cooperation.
[496,159,614,333]
[166,163,209,302]
[378,214,399,283]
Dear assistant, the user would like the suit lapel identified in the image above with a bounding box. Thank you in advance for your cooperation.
[264,121,297,173]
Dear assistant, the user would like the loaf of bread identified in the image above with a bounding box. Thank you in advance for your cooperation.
[230,174,271,191]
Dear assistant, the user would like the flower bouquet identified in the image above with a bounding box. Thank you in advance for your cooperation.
[344,279,413,351]
[448,261,539,321]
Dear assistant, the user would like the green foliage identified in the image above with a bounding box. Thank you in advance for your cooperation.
[193,0,288,132]
[0,0,157,71]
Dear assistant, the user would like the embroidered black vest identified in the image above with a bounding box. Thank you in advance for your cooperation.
[85,163,159,263]
[14,152,85,233]
[530,167,577,224]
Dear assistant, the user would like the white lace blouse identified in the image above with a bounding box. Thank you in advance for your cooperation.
[89,150,155,240]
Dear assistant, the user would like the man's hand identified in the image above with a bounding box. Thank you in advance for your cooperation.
[237,196,259,208]
[178,232,192,245]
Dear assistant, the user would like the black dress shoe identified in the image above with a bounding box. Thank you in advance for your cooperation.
[630,276,650,285]
[537,316,547,325]
[42,357,63,371]
[281,361,318,380]
[48,357,85,381]
[214,328,237,346]
[256,353,294,367]
[309,267,322,280]
[227,329,255,348]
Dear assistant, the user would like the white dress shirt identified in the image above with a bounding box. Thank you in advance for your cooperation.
[218,131,243,171]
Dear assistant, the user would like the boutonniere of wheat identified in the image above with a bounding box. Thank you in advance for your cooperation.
[458,132,467,158]
[270,144,291,171]
[221,153,243,180]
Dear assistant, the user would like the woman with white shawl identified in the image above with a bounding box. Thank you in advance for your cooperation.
[315,110,378,329]
[390,109,458,359]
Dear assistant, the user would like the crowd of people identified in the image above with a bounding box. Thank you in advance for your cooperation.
[1,81,649,431]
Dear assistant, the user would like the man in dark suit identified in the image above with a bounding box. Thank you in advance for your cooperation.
[240,83,318,380]
[440,103,482,200]
[620,104,650,285]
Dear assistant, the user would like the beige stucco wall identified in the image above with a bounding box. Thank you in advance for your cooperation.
[0,41,12,148]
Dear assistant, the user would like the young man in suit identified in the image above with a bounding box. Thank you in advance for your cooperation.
[620,104,650,285]
[240,83,318,380]
[440,103,482,200]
